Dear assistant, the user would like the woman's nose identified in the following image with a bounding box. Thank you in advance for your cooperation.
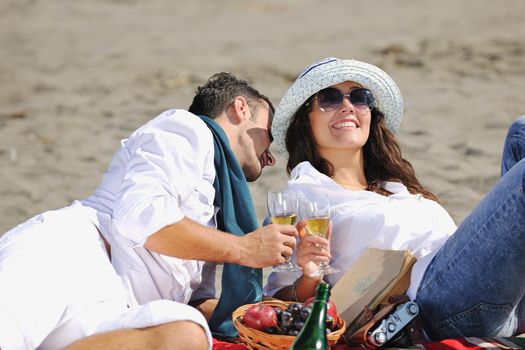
[338,95,356,113]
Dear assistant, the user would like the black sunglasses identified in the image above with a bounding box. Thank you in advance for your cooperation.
[313,87,375,112]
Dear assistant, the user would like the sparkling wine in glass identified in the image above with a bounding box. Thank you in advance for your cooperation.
[267,190,300,272]
[298,194,339,276]
[271,213,297,225]
[304,217,330,237]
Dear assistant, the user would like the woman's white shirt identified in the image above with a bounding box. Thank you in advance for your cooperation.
[263,161,457,300]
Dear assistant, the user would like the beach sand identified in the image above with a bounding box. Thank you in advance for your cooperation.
[1,0,525,291]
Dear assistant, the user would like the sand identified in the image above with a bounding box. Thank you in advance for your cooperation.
[1,1,524,249]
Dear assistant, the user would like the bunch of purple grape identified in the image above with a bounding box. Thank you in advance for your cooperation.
[264,302,333,336]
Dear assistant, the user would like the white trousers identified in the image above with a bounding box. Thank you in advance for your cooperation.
[0,203,212,350]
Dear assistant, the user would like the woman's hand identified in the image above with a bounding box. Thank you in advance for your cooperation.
[295,220,332,279]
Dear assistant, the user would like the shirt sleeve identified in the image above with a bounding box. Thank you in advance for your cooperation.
[112,112,214,246]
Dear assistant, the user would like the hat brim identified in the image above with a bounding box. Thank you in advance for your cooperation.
[272,58,403,155]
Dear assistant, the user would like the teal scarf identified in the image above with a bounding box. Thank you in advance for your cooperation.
[199,115,262,339]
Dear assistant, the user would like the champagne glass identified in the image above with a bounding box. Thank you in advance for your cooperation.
[267,190,300,271]
[298,194,339,276]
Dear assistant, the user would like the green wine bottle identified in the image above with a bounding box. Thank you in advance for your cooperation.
[290,282,330,350]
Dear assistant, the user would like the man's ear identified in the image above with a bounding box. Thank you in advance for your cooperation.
[229,96,250,124]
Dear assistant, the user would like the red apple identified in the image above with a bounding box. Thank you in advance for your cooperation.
[304,297,338,328]
[242,304,278,331]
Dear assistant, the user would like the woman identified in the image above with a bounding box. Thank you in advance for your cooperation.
[263,57,525,339]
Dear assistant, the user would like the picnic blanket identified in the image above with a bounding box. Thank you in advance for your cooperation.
[213,336,525,349]
[409,337,525,350]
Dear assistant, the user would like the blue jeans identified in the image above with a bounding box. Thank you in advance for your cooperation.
[502,116,525,176]
[415,116,525,339]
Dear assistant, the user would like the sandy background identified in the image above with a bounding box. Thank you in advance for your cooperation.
[1,1,524,242]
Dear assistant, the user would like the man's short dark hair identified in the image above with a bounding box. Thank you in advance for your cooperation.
[188,72,274,119]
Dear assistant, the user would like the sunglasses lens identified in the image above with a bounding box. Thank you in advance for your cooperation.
[315,87,375,111]
[350,89,375,109]
[316,88,343,111]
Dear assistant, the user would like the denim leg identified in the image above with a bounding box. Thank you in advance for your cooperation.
[502,116,525,335]
[502,115,525,176]
[415,158,525,339]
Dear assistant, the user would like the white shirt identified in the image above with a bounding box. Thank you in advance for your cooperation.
[0,201,213,350]
[263,161,457,300]
[82,109,218,305]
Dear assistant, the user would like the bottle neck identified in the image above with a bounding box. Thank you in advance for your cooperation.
[299,284,330,341]
[309,283,330,335]
[308,299,327,329]
[315,283,330,302]
[290,283,331,350]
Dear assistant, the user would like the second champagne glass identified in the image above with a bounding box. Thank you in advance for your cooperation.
[267,190,301,272]
[298,193,339,276]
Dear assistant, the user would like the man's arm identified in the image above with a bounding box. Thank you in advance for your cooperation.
[144,217,297,268]
[109,114,297,267]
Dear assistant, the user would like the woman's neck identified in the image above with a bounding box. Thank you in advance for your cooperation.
[332,168,368,190]
[322,148,368,190]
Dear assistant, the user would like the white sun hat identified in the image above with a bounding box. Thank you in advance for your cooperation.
[271,57,404,154]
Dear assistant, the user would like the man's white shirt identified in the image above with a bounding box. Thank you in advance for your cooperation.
[82,109,218,305]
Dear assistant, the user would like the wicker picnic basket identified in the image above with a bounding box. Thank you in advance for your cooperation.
[232,299,346,350]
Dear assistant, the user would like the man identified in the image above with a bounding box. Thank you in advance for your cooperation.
[0,72,297,349]
[83,72,298,338]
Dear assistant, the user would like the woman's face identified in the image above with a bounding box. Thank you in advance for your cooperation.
[308,81,372,156]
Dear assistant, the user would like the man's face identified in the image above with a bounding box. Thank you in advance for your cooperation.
[238,100,275,182]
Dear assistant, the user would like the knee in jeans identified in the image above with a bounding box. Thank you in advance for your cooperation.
[508,116,525,142]
[515,115,525,125]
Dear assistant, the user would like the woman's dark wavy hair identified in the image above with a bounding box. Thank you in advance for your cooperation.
[285,100,438,201]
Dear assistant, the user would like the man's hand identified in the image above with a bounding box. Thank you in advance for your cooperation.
[236,224,298,268]
[145,217,297,268]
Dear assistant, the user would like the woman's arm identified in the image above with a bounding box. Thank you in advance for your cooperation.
[273,222,331,301]
[273,273,321,302]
